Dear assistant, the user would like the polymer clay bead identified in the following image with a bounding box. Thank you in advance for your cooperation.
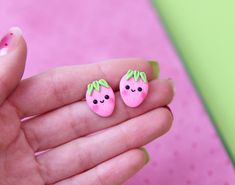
[120,70,148,107]
[86,79,115,117]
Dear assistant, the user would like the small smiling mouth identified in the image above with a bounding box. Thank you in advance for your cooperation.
[100,100,105,103]
[131,89,136,92]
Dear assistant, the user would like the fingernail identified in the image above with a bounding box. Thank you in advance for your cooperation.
[140,147,150,164]
[148,60,159,80]
[0,27,22,57]
[168,78,175,95]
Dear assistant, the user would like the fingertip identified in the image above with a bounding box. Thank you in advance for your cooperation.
[148,60,160,80]
[9,26,23,35]
[100,58,157,85]
[160,106,174,133]
[164,105,174,120]
[0,27,27,104]
[142,107,173,138]
[159,79,175,104]
[139,147,150,164]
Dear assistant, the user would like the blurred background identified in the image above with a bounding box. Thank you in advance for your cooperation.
[0,0,234,184]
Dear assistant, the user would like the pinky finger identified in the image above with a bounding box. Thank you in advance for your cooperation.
[53,148,149,185]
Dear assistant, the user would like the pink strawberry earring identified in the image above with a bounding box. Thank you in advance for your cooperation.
[120,70,149,107]
[86,79,115,117]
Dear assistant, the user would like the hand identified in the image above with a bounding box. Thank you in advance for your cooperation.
[0,28,174,185]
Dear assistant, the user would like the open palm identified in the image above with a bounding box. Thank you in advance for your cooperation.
[0,28,174,185]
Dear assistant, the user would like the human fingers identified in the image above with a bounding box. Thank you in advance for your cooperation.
[37,107,172,184]
[22,79,174,151]
[8,59,158,118]
[53,148,149,185]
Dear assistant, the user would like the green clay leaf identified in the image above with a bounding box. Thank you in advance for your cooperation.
[92,81,100,91]
[125,69,134,80]
[134,70,140,81]
[87,83,94,96]
[140,72,147,83]
[99,79,109,88]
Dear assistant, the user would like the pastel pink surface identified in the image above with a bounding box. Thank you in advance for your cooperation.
[86,86,115,117]
[1,0,234,185]
[120,75,148,107]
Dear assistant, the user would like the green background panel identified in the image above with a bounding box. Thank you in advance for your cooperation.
[152,0,235,164]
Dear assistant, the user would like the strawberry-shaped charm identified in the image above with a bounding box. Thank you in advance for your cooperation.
[120,70,148,107]
[86,79,115,117]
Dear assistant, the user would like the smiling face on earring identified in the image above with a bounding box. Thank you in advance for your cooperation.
[86,79,115,117]
[120,70,149,107]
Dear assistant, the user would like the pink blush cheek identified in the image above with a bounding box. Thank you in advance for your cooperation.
[92,105,99,111]
[141,92,147,99]
[109,97,114,104]
[121,90,128,96]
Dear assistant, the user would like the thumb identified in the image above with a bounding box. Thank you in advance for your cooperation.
[0,27,27,105]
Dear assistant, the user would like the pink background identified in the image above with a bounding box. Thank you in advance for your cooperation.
[1,0,234,184]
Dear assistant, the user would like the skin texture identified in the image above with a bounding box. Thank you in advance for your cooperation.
[0,28,174,185]
[86,83,115,117]
[120,73,149,107]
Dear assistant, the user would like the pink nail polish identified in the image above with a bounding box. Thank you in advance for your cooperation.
[0,27,21,56]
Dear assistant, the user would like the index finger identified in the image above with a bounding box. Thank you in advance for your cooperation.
[8,59,159,118]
